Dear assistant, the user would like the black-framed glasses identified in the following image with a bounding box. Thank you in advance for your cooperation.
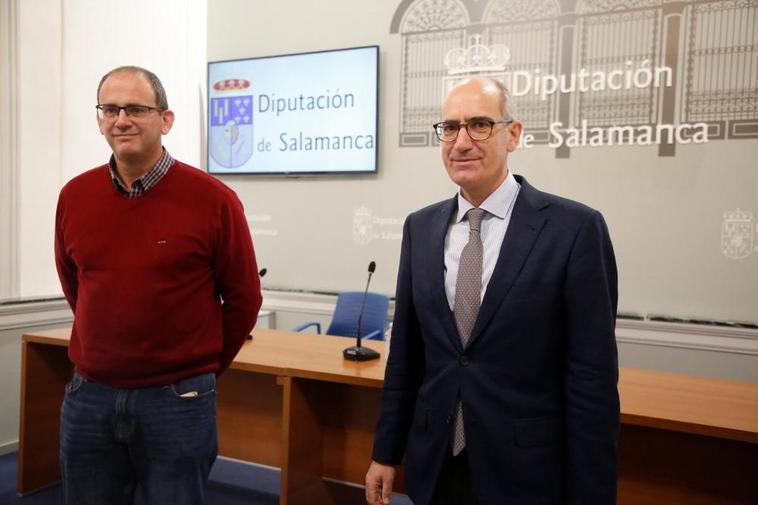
[96,104,163,119]
[432,117,514,142]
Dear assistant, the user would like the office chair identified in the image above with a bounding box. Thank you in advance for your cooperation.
[294,291,390,340]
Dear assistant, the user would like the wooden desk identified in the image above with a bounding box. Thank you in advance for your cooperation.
[18,328,758,504]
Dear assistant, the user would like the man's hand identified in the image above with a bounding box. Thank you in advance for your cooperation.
[365,460,396,504]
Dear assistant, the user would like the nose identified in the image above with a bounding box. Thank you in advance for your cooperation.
[114,109,133,128]
[451,125,474,151]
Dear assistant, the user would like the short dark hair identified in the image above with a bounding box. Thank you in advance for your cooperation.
[97,66,169,110]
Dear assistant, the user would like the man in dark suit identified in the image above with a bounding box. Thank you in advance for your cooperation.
[365,77,619,505]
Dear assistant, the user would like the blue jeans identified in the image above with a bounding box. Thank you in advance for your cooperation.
[59,373,218,505]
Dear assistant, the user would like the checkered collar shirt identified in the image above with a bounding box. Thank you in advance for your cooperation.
[108,148,174,198]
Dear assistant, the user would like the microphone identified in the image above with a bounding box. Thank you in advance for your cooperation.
[247,268,267,340]
[343,261,381,361]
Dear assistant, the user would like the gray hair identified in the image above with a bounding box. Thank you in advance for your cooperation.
[488,78,518,121]
[97,66,169,110]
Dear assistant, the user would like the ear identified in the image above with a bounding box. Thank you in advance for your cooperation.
[96,115,105,135]
[160,109,175,135]
[505,120,523,152]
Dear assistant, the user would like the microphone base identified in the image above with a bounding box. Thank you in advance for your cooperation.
[343,346,380,361]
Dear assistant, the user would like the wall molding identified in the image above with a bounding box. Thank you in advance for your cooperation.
[1,292,754,356]
[0,298,72,331]
[0,440,19,457]
[262,290,341,316]
[262,290,758,356]
[615,318,758,355]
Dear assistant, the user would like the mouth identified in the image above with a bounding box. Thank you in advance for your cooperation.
[451,158,480,164]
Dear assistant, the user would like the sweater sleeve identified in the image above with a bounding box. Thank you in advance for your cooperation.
[214,191,263,374]
[54,190,79,312]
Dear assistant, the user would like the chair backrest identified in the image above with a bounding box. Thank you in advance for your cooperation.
[327,291,390,339]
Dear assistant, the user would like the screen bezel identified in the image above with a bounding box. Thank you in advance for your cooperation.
[206,45,380,176]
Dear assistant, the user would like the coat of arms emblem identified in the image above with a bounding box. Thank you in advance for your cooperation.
[353,206,375,245]
[721,209,754,259]
[210,79,254,169]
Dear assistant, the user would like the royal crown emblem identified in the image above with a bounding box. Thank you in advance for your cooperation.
[444,34,510,76]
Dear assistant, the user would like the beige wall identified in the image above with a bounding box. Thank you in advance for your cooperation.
[4,0,206,300]
[208,0,758,323]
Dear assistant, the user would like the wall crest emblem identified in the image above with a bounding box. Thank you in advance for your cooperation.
[353,206,375,245]
[209,79,254,169]
[721,209,754,259]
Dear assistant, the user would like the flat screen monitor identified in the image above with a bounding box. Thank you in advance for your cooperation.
[207,45,379,175]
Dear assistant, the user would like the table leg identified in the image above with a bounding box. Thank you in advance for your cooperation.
[17,341,72,494]
[278,376,332,505]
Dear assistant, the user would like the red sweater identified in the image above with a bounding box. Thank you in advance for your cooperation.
[55,161,262,388]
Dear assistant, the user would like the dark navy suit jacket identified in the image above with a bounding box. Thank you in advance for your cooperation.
[372,175,619,505]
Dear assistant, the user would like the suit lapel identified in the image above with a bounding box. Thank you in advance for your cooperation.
[426,197,461,347]
[467,177,549,348]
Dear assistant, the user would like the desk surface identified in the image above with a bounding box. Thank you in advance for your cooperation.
[24,327,758,443]
[24,327,387,387]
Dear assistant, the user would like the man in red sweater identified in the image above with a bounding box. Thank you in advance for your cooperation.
[54,66,262,505]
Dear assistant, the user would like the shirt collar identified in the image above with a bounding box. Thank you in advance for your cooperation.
[455,170,520,222]
[109,148,174,197]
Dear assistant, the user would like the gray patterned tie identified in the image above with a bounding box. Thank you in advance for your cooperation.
[452,208,485,455]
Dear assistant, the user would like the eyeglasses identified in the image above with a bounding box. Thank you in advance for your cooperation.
[432,117,514,142]
[96,104,163,119]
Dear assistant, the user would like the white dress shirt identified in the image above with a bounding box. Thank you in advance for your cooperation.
[444,170,521,310]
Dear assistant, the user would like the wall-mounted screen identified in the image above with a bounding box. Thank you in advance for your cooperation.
[207,45,379,175]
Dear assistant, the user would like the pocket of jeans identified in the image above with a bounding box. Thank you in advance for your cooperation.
[64,374,84,395]
[166,373,216,399]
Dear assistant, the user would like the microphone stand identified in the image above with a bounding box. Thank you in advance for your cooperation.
[356,272,371,348]
[344,263,381,361]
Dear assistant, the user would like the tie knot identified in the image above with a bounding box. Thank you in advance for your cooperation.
[467,208,485,232]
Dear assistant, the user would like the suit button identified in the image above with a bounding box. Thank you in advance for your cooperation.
[445,415,452,424]
[459,355,469,366]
